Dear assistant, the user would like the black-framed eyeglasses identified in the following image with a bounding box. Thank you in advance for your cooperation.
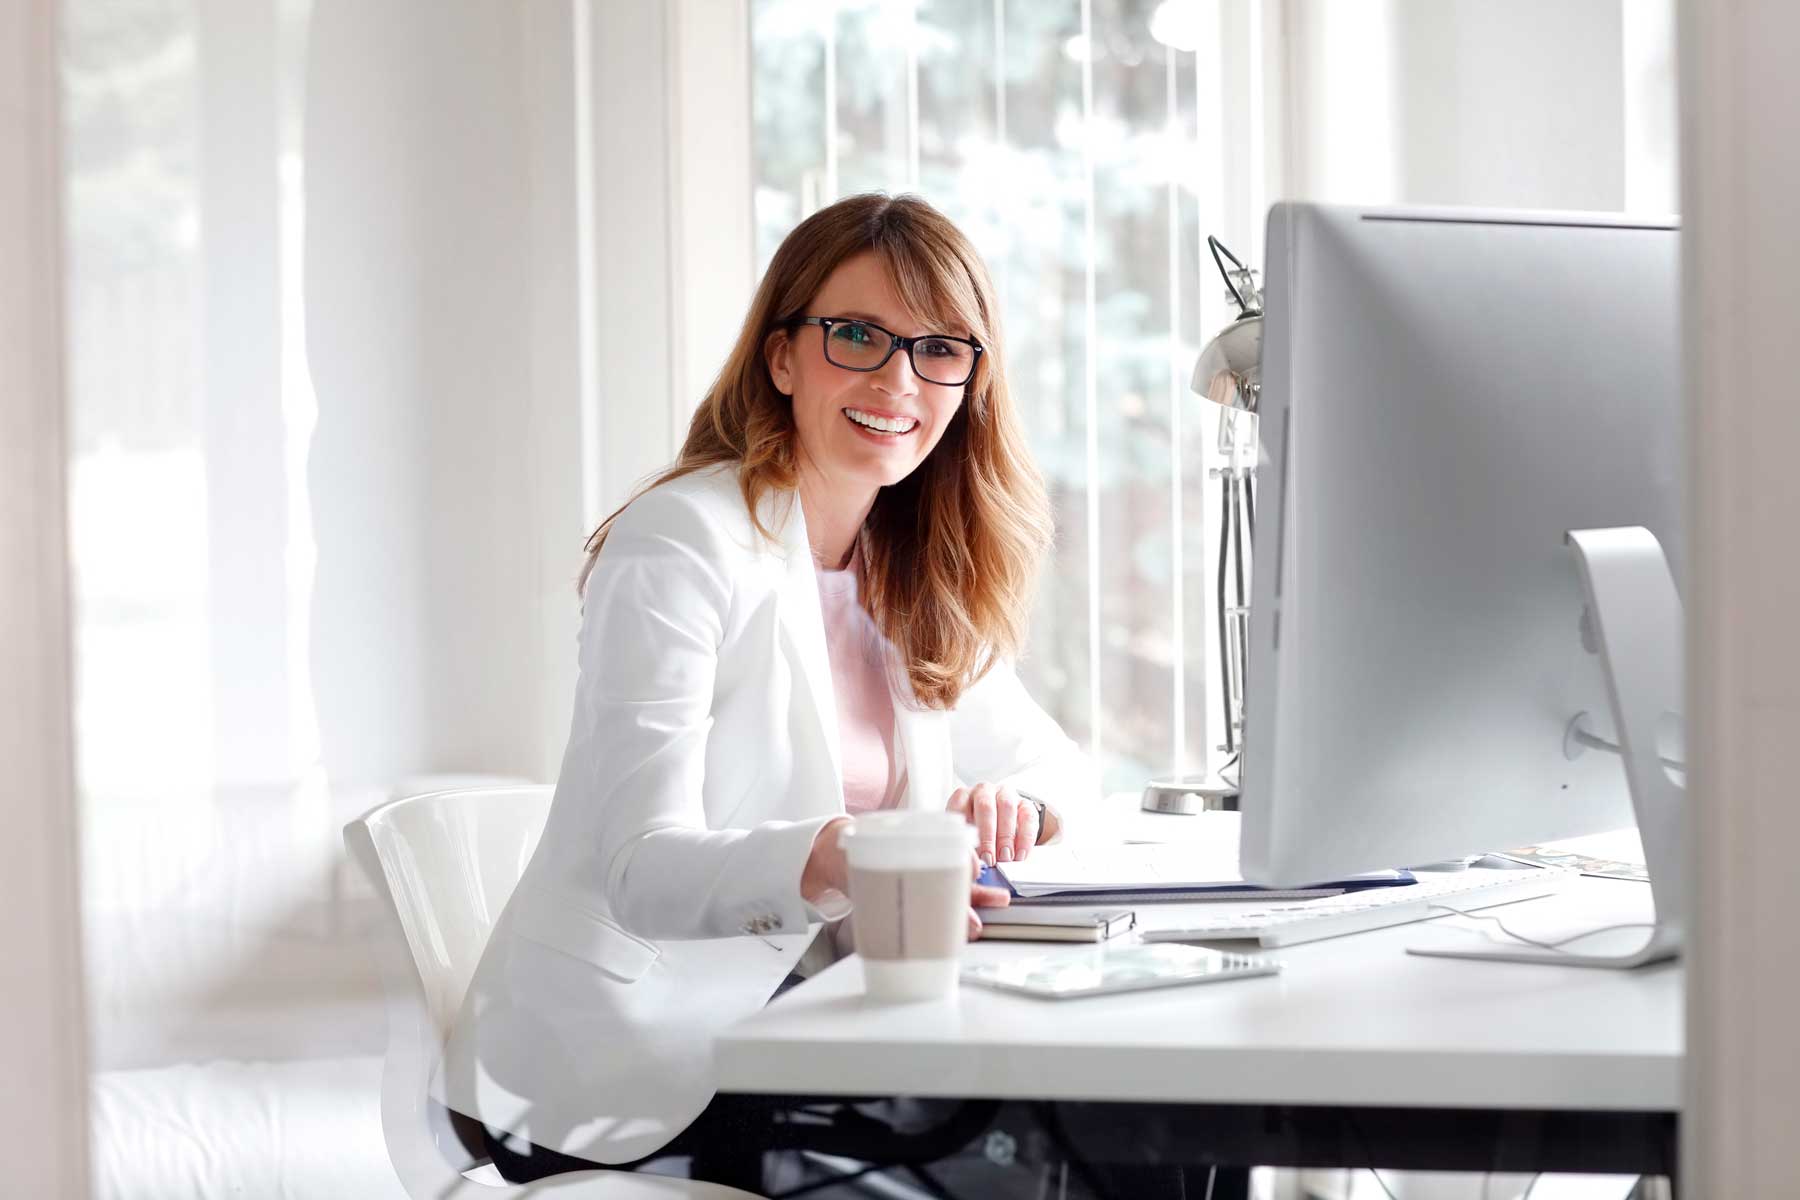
[791,316,983,388]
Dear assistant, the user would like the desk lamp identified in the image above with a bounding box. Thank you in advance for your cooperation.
[1141,237,1263,815]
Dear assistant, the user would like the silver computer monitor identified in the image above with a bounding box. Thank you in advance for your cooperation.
[1238,203,1682,887]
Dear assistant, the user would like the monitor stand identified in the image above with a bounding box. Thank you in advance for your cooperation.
[1410,526,1684,969]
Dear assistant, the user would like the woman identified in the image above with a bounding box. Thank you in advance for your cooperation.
[444,193,1096,1181]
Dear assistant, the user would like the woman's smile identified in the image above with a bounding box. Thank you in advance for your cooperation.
[842,406,920,439]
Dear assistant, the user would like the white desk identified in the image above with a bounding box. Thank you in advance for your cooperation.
[716,811,1680,1185]
[718,877,1679,1112]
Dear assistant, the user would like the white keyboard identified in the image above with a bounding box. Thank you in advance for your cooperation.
[1139,865,1576,948]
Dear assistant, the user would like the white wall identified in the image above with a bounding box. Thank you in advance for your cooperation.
[0,0,92,1191]
[1622,0,1679,213]
[299,0,753,791]
[303,0,581,786]
[1391,0,1624,209]
[583,0,756,519]
[668,0,756,453]
[1280,0,1670,214]
[200,0,293,783]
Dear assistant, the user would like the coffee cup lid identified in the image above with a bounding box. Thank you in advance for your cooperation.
[839,811,974,865]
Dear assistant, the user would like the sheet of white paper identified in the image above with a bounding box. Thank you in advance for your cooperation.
[1000,813,1402,897]
[998,841,1250,897]
[1107,803,1245,846]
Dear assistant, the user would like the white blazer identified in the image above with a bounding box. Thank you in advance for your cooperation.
[443,463,1094,1163]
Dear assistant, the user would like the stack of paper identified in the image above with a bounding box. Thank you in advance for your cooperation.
[996,838,1407,900]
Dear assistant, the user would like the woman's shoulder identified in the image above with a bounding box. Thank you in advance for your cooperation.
[609,463,778,563]
[634,461,740,510]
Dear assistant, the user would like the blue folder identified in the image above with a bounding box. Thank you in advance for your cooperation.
[976,863,1416,905]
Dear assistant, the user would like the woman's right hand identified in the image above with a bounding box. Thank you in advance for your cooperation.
[966,849,1011,939]
[799,817,854,906]
[801,817,1012,941]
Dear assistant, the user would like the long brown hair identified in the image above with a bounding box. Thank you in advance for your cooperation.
[578,192,1052,709]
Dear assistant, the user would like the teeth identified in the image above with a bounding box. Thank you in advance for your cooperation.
[845,409,917,435]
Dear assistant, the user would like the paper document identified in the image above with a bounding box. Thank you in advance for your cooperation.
[998,823,1405,898]
[999,844,1243,897]
[1114,806,1245,846]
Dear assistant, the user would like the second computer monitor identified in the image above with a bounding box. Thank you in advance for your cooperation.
[1238,204,1682,887]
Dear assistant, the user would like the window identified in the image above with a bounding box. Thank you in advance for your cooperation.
[752,0,1271,790]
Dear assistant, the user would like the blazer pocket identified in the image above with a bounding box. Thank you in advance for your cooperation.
[510,884,662,982]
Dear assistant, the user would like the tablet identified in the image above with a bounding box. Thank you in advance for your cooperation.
[960,943,1279,999]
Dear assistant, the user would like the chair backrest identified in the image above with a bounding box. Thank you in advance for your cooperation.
[346,786,766,1198]
[350,785,554,1037]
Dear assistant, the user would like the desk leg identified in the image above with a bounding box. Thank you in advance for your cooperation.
[1049,1161,1249,1200]
[1209,1165,1252,1199]
[1030,1102,1252,1200]
[689,1145,765,1193]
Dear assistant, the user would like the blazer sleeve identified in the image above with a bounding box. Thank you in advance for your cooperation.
[565,485,837,943]
[947,656,1099,842]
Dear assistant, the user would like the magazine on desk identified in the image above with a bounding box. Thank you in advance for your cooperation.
[1498,844,1649,882]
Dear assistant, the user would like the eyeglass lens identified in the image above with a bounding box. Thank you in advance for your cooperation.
[823,321,975,386]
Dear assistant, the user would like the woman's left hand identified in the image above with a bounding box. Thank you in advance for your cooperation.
[946,782,1039,867]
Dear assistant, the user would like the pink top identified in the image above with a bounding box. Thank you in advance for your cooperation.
[815,561,903,813]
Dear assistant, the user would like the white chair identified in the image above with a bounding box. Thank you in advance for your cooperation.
[345,785,761,1199]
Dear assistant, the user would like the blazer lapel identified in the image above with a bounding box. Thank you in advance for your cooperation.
[768,489,845,808]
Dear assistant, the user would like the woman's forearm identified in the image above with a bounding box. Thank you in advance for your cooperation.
[607,815,842,941]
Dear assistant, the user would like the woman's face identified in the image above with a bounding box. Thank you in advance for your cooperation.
[767,251,970,496]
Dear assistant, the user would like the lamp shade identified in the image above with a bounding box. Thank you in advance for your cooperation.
[1191,314,1262,411]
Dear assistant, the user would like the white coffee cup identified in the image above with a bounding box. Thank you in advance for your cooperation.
[839,811,976,1001]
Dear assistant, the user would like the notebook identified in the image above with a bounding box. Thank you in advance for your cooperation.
[977,906,1136,943]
